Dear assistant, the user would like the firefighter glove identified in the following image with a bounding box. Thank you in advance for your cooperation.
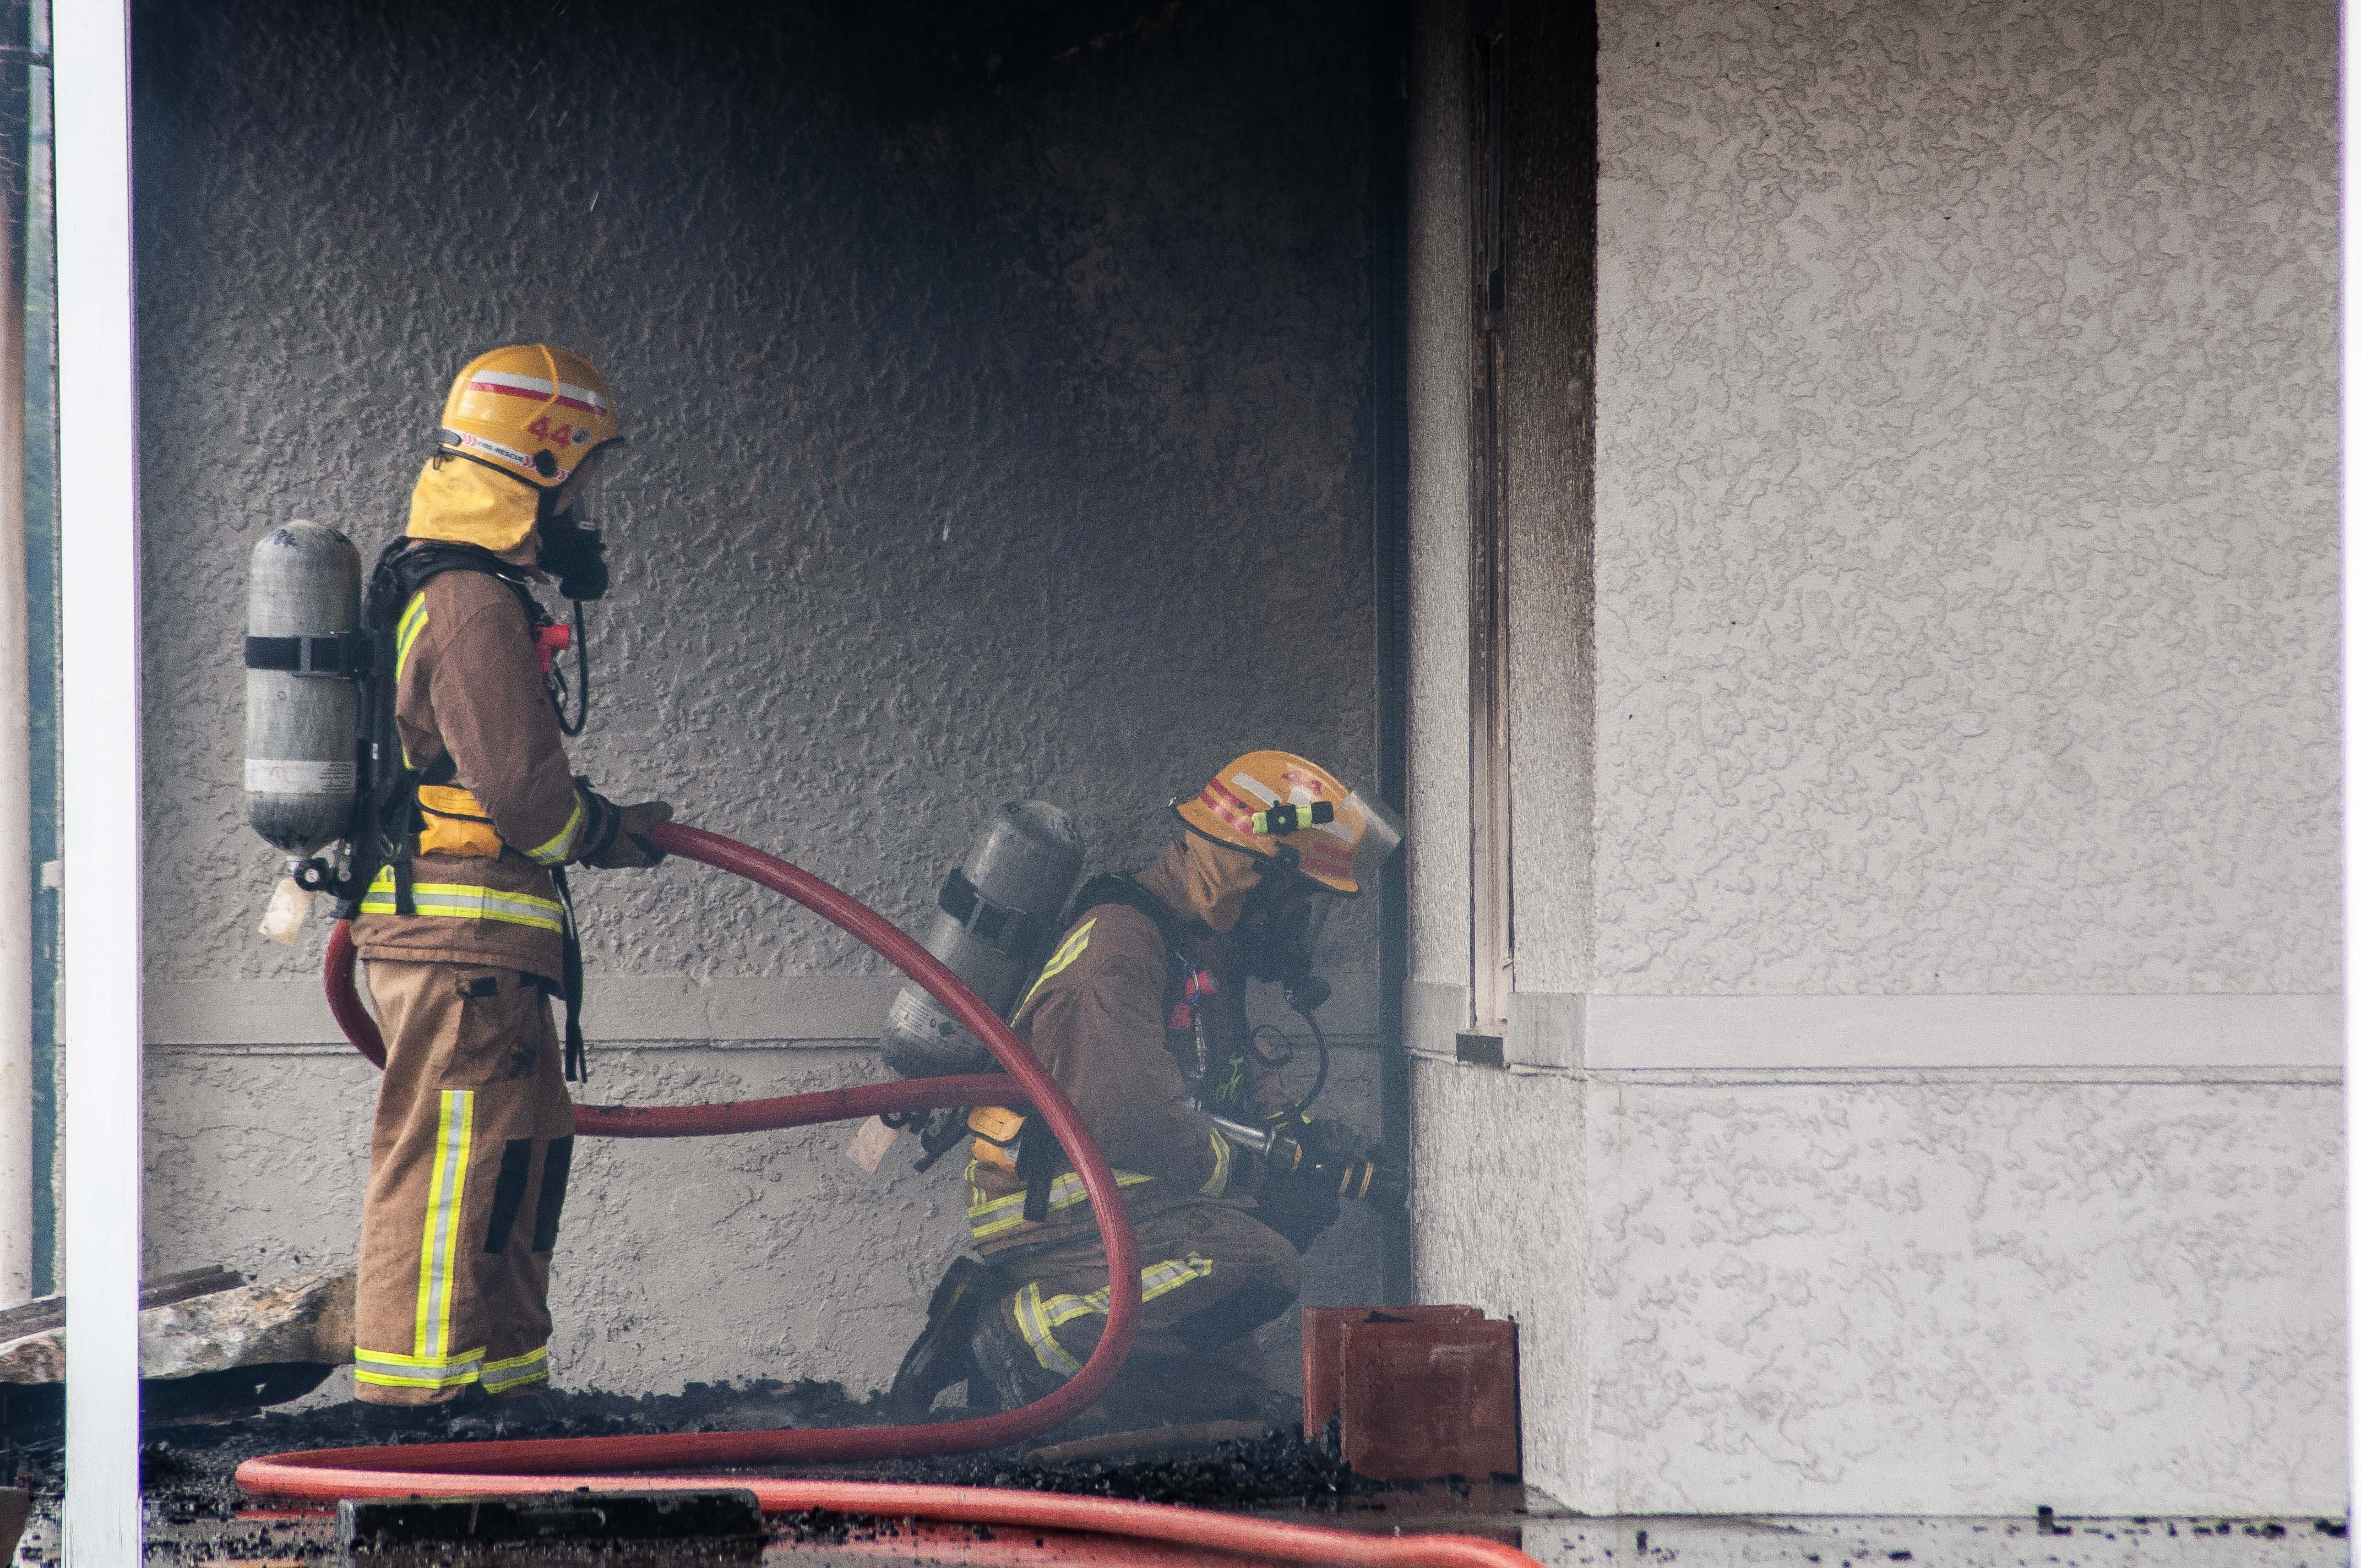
[1292,1115,1368,1171]
[580,787,673,869]
[1255,1158,1342,1254]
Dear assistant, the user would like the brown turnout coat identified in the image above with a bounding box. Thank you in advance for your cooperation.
[350,564,592,980]
[969,839,1291,1258]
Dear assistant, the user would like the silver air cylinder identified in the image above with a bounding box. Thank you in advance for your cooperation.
[243,521,363,857]
[879,800,1084,1079]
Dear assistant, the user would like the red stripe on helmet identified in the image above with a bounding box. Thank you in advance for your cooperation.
[1301,840,1356,872]
[467,380,607,419]
[1197,781,1260,835]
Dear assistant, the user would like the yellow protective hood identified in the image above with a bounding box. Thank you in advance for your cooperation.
[406,455,540,553]
[1135,836,1266,935]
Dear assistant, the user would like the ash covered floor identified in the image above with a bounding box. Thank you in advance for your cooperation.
[3,1383,2345,1565]
[7,1377,1473,1564]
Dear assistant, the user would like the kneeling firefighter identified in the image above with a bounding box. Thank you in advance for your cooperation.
[889,751,1405,1428]
[349,346,673,1408]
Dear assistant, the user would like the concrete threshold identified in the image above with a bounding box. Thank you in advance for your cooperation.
[20,1496,2353,1566]
[1513,1512,2348,1568]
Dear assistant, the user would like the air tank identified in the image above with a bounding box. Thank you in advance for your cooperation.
[879,801,1084,1079]
[243,521,363,857]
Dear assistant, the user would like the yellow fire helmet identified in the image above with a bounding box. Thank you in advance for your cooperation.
[435,344,623,492]
[1173,750,1405,896]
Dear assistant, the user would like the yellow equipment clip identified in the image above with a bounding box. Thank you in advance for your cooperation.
[967,1105,1027,1176]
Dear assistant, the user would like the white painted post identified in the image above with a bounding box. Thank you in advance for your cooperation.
[0,1,36,1312]
[2342,0,2359,1532]
[53,0,144,1560]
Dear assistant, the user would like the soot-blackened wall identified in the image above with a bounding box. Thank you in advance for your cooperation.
[134,0,1383,1397]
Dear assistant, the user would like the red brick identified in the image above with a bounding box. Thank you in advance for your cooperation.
[1300,1304,1484,1439]
[1336,1317,1519,1482]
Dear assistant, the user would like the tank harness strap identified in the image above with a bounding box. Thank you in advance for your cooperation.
[1015,1119,1059,1225]
[1068,871,1244,1109]
[1066,873,1194,1019]
[242,631,374,678]
[387,753,459,918]
[937,868,1057,960]
[550,866,589,1083]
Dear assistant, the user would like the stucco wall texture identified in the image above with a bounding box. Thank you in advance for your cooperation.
[1415,1060,2341,1516]
[1404,0,2341,1519]
[1588,0,2336,997]
[132,0,1385,1396]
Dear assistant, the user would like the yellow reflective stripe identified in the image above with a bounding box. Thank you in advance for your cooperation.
[1015,919,1097,1016]
[355,1345,484,1390]
[521,790,587,866]
[1199,1129,1233,1197]
[1043,1255,1212,1325]
[1142,1253,1214,1303]
[1013,1282,1082,1378]
[393,595,431,769]
[360,870,566,933]
[414,1090,474,1359]
[394,594,429,683]
[966,1166,1155,1241]
[1018,1255,1215,1375]
[481,1346,551,1392]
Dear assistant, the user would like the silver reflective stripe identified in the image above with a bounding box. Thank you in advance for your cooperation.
[967,1167,1154,1240]
[481,1345,550,1392]
[361,870,565,933]
[1013,1281,1082,1378]
[354,1346,485,1389]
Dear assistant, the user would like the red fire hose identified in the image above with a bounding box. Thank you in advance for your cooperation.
[240,821,1541,1568]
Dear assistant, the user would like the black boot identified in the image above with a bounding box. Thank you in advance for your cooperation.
[351,1385,478,1438]
[886,1256,1001,1420]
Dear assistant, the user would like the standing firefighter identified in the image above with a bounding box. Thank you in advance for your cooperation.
[349,346,671,1411]
[889,751,1405,1429]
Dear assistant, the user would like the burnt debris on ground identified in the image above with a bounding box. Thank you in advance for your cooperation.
[46,1377,1384,1528]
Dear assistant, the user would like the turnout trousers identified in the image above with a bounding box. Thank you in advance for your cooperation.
[354,960,574,1404]
[981,1201,1303,1424]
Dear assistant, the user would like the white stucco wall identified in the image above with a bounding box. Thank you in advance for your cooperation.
[1587,0,2337,1000]
[1405,0,2342,1516]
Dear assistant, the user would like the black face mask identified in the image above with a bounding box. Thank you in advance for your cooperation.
[538,505,609,602]
[1231,873,1333,1013]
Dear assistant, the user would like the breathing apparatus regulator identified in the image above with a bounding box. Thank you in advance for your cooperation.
[240,345,622,941]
